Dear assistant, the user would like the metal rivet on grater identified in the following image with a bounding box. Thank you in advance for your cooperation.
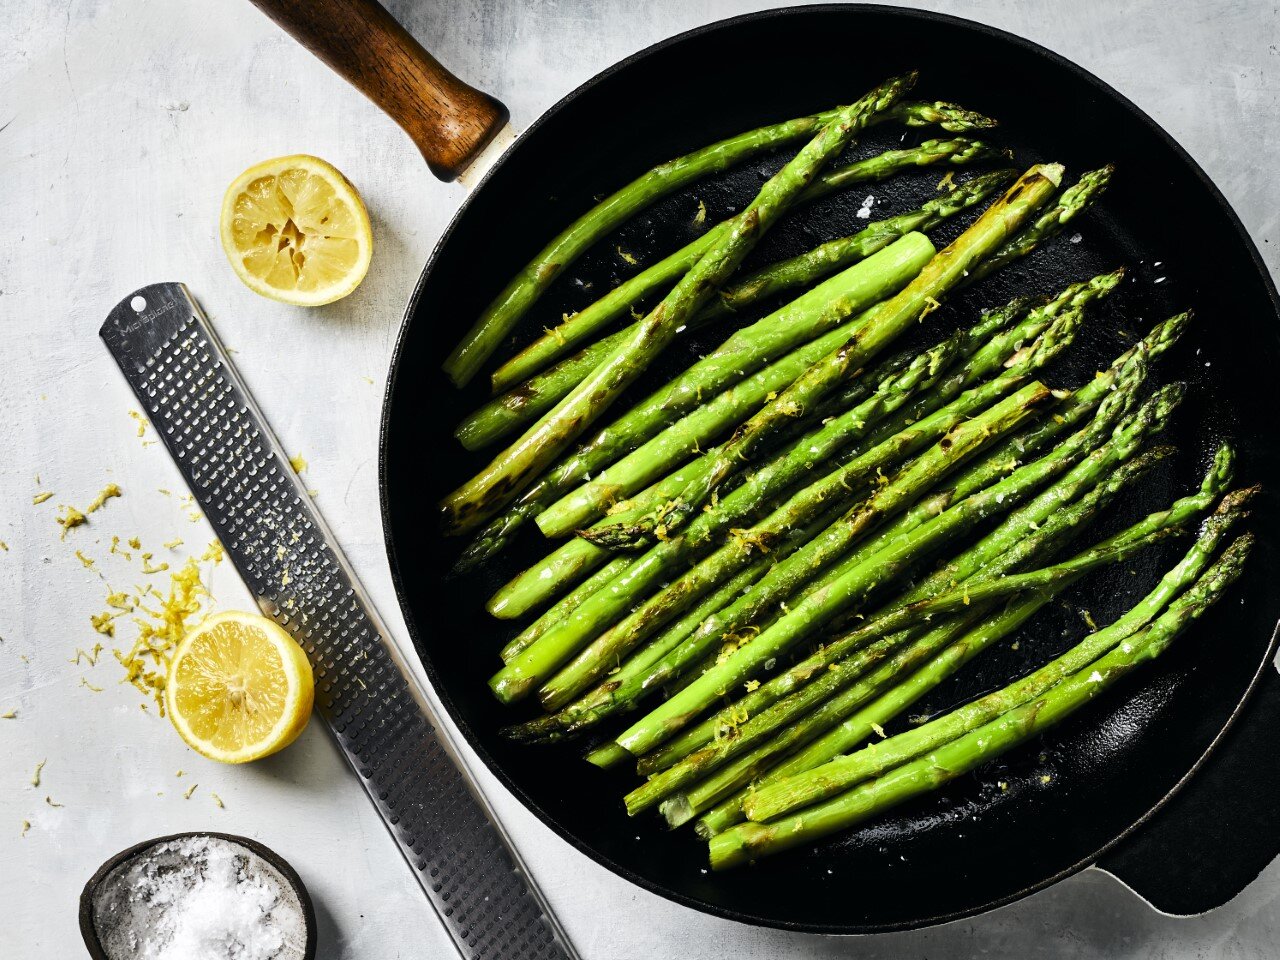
[101,283,578,960]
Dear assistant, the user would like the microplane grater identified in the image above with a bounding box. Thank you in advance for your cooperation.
[100,282,578,960]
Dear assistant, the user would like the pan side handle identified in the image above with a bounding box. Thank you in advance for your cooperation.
[247,0,509,182]
[1096,666,1280,914]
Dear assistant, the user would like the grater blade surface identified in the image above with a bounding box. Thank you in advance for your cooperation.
[100,282,578,960]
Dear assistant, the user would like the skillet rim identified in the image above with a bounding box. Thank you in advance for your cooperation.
[378,3,1280,933]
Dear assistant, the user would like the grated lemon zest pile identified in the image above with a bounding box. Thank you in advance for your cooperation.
[129,411,149,437]
[75,550,95,569]
[108,543,222,714]
[289,453,308,474]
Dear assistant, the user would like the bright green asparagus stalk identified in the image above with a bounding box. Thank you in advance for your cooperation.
[743,482,1253,823]
[710,532,1254,868]
[498,556,634,663]
[623,452,1182,816]
[443,96,995,387]
[609,381,1181,760]
[491,381,1050,705]
[597,164,1066,548]
[489,146,1010,396]
[966,165,1114,285]
[461,169,1012,451]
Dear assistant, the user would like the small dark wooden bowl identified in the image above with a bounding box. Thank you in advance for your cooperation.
[79,831,317,960]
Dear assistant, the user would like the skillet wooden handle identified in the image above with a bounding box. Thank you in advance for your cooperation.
[246,0,509,181]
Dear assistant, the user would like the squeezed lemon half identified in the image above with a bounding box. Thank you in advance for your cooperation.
[220,154,372,306]
[166,611,315,763]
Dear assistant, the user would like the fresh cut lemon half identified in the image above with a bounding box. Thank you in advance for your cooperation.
[166,610,315,764]
[220,154,373,307]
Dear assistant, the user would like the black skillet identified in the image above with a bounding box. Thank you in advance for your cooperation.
[251,1,1280,934]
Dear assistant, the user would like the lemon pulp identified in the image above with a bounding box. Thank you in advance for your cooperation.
[166,611,314,763]
[220,155,372,307]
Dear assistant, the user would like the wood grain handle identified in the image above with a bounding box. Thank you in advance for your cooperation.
[247,0,509,181]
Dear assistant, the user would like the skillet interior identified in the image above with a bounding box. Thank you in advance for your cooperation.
[382,5,1280,933]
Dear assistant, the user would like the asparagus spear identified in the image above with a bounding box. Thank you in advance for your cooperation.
[462,169,1012,451]
[439,75,920,524]
[689,432,1220,835]
[599,164,1066,548]
[443,96,996,387]
[743,483,1254,823]
[608,382,1181,760]
[624,450,1180,816]
[498,556,634,663]
[965,165,1114,286]
[491,381,1050,705]
[709,533,1254,868]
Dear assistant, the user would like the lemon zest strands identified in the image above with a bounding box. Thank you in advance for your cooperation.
[111,554,216,713]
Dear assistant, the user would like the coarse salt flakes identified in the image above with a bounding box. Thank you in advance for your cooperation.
[91,835,307,960]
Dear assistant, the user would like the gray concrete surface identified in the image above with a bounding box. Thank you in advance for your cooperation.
[1,1,1277,957]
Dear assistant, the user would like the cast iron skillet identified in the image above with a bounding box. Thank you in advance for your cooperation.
[255,1,1280,934]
